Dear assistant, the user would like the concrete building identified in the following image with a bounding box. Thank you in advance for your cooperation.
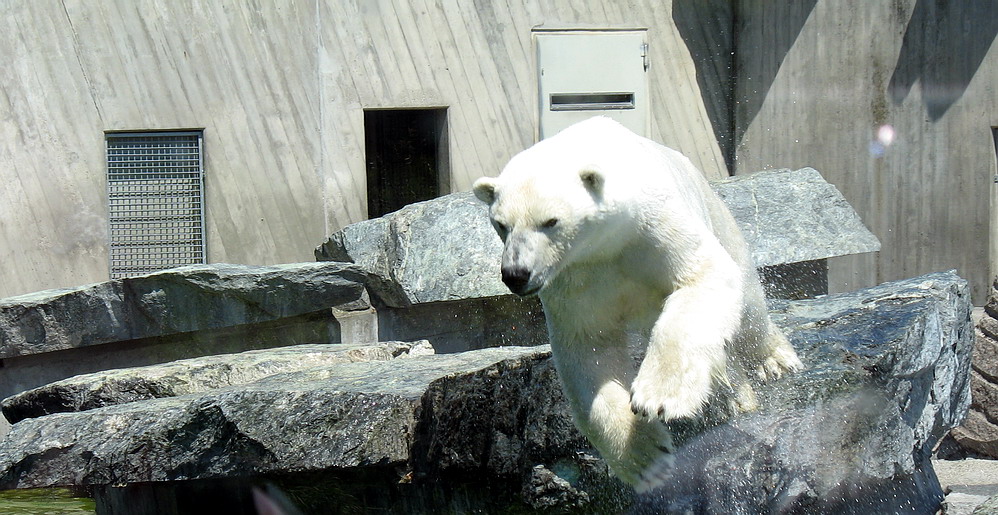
[729,1,998,304]
[2,1,997,303]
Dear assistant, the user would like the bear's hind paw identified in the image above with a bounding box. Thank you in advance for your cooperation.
[634,450,676,494]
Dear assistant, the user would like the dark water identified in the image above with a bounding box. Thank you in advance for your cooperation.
[0,488,95,514]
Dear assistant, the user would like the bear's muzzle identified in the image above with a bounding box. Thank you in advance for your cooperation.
[501,266,534,296]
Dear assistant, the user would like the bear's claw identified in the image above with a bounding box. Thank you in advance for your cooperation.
[755,345,804,381]
[629,382,707,422]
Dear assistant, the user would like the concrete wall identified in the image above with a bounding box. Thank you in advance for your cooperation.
[9,0,993,304]
[1,1,323,297]
[309,0,733,238]
[730,0,998,303]
[0,0,727,299]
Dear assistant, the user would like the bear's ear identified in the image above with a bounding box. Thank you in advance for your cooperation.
[579,168,604,194]
[472,177,498,205]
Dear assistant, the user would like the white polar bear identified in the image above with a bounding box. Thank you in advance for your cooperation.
[472,117,802,491]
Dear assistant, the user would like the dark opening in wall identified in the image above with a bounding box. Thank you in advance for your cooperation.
[364,108,450,219]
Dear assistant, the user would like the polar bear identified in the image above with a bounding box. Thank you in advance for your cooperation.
[472,117,802,491]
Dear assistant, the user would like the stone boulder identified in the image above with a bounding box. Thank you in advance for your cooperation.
[636,271,972,513]
[315,168,881,308]
[0,262,370,359]
[714,168,881,266]
[0,272,972,514]
[0,345,579,513]
[0,262,374,435]
[315,192,508,307]
[952,278,998,457]
[1,341,433,424]
[973,493,998,514]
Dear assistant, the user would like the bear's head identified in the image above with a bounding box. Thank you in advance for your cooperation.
[473,153,633,297]
[473,169,596,296]
[472,117,653,296]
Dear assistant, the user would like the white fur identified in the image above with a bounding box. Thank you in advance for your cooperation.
[472,117,802,490]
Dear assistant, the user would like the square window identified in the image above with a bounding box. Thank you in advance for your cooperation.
[106,131,206,278]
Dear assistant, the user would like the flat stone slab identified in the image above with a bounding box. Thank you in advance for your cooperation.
[1,341,433,424]
[933,458,998,488]
[932,458,998,515]
[715,167,882,266]
[315,168,880,307]
[939,484,998,515]
[952,278,998,458]
[0,272,971,513]
[969,490,998,515]
[0,263,370,359]
[0,346,565,488]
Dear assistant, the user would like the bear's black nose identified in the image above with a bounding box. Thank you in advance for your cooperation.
[501,267,531,295]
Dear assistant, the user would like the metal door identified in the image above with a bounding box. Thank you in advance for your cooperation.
[536,30,648,139]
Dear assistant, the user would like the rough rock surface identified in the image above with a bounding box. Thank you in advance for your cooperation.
[315,192,508,307]
[315,168,880,307]
[715,168,882,266]
[0,346,570,489]
[973,493,998,514]
[942,485,998,515]
[934,458,998,514]
[1,341,433,424]
[0,263,370,359]
[635,271,972,514]
[0,272,971,514]
[952,278,998,457]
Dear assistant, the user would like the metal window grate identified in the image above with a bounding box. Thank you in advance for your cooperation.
[106,131,205,279]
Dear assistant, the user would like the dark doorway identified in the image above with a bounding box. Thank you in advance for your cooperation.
[364,108,450,218]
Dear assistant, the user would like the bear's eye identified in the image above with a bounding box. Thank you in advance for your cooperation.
[541,218,559,229]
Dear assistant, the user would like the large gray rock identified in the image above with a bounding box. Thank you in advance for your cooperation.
[315,192,508,307]
[635,271,972,514]
[0,346,570,490]
[315,168,880,307]
[715,168,882,266]
[0,272,970,514]
[0,262,370,359]
[1,341,433,424]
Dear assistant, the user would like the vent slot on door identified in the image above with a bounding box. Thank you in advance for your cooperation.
[550,92,634,111]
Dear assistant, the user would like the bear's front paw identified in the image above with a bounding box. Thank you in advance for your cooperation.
[629,373,709,421]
